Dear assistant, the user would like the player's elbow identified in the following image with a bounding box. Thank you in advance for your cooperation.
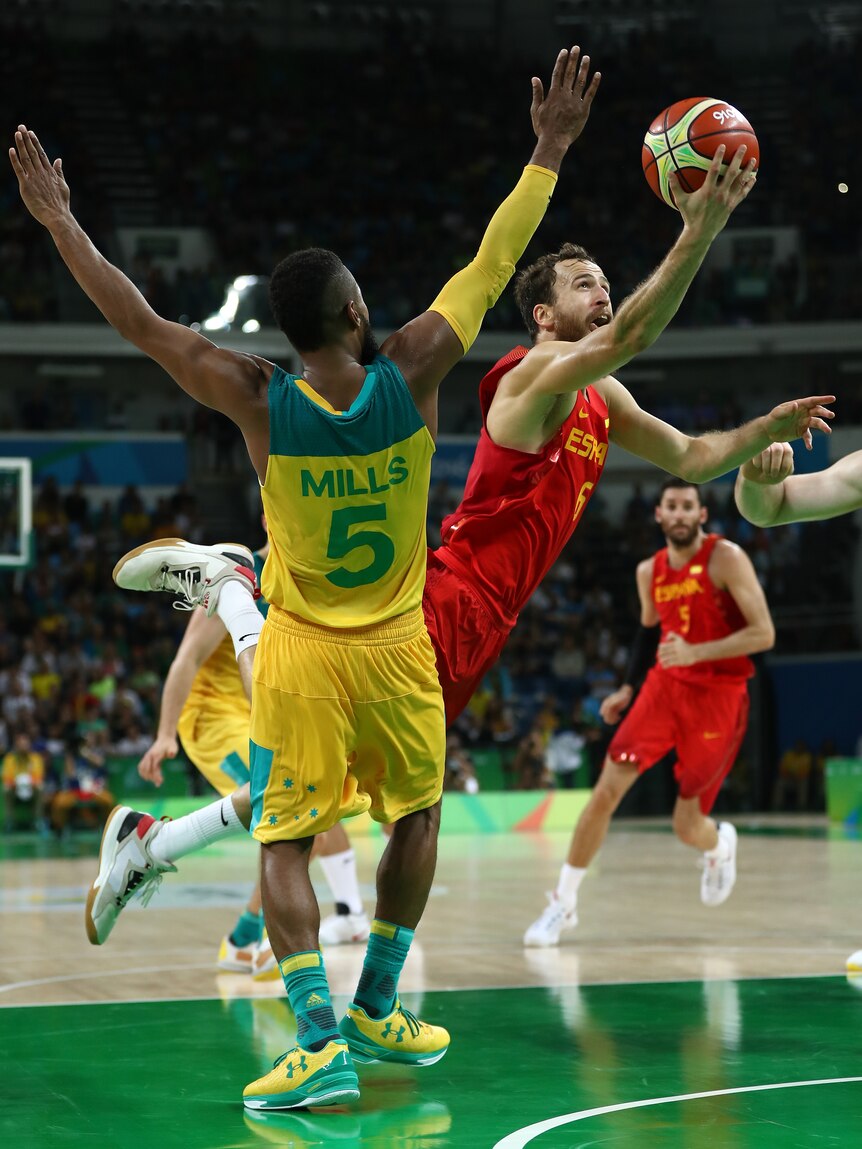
[672,457,711,485]
[756,620,776,653]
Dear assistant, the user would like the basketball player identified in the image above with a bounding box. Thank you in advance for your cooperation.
[12,48,604,1108]
[735,441,862,974]
[125,532,370,972]
[524,477,776,946]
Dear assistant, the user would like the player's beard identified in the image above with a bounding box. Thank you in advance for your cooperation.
[552,312,592,343]
[665,522,700,549]
[359,316,380,364]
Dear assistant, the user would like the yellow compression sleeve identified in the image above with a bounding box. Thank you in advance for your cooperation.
[429,164,558,352]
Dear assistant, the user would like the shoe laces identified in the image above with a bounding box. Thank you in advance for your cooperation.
[541,892,571,925]
[395,1004,423,1039]
[156,565,205,612]
[120,865,165,909]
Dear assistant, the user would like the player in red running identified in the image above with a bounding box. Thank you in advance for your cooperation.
[524,476,776,946]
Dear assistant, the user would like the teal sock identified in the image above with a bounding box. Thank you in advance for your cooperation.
[354,919,414,1019]
[280,950,341,1052]
[230,909,262,948]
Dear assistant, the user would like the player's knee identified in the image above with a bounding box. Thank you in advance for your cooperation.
[391,798,441,841]
[595,758,636,810]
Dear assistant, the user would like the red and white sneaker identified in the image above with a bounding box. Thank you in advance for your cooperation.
[523,892,578,947]
[701,822,738,907]
[112,538,257,617]
[84,805,176,945]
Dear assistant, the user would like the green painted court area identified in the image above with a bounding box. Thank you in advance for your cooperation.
[3,977,861,1148]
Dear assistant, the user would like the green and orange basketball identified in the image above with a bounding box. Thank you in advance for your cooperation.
[642,97,759,208]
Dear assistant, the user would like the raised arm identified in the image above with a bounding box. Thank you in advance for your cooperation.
[604,377,835,483]
[9,128,269,448]
[735,444,862,525]
[657,541,775,670]
[382,47,601,399]
[490,145,758,426]
[137,609,228,787]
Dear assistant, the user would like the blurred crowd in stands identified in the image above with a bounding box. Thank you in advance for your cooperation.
[0,24,860,329]
[1,467,855,833]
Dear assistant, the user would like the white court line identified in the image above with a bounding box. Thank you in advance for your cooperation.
[493,1077,862,1149]
[0,962,214,997]
[0,967,853,1008]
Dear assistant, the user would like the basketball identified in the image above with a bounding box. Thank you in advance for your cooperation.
[642,97,759,208]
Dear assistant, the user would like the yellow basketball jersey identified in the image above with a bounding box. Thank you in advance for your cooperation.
[260,354,434,627]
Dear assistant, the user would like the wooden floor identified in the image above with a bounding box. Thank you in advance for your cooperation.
[2,818,859,1008]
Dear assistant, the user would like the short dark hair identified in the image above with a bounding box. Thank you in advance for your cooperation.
[268,247,355,351]
[657,476,702,503]
[513,243,596,341]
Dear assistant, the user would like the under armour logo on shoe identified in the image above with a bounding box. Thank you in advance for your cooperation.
[284,1055,308,1079]
[306,993,326,1007]
[381,1022,406,1043]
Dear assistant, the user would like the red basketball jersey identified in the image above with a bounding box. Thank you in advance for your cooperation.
[651,533,753,683]
[437,346,610,628]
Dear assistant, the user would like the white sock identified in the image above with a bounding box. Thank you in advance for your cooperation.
[556,863,587,909]
[150,795,245,864]
[317,849,364,915]
[215,579,264,660]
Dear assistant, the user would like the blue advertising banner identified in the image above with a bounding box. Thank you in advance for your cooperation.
[0,435,187,486]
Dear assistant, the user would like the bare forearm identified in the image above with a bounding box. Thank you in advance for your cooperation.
[157,656,200,740]
[689,624,774,662]
[528,137,569,174]
[48,213,156,339]
[679,419,771,483]
[734,471,787,526]
[613,228,713,353]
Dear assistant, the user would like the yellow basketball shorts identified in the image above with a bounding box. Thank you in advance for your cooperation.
[249,605,445,843]
[177,700,251,798]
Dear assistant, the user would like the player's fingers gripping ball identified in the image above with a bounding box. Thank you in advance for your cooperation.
[642,97,759,208]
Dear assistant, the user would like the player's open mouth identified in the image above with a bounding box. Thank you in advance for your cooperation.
[589,314,611,331]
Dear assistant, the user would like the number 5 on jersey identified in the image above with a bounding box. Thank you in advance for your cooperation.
[326,504,396,588]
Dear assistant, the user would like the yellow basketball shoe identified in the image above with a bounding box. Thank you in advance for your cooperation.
[217,934,256,973]
[251,932,281,981]
[338,1001,449,1066]
[243,1041,359,1111]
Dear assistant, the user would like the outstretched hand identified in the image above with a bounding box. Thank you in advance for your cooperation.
[531,46,601,151]
[671,144,758,237]
[740,442,795,484]
[764,395,835,451]
[9,124,70,227]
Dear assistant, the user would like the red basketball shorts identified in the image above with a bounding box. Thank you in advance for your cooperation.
[606,667,750,813]
[422,550,511,726]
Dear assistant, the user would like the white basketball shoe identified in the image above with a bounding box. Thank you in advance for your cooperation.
[846,950,862,974]
[701,822,738,907]
[319,911,371,946]
[523,892,578,947]
[113,538,257,616]
[85,805,176,944]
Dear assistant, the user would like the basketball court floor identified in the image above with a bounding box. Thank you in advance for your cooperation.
[2,819,861,1147]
